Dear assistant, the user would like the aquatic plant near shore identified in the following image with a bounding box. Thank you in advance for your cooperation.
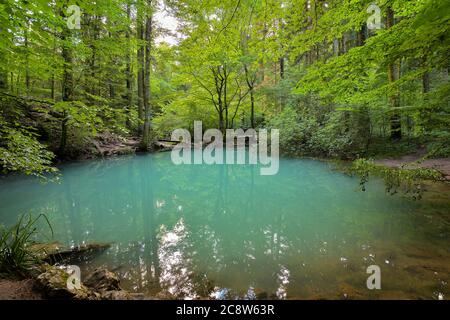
[0,214,53,278]
[350,158,442,200]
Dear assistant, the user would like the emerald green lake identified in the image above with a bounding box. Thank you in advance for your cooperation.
[0,151,449,299]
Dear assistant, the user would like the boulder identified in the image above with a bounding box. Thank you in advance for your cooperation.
[34,265,92,300]
[84,268,121,292]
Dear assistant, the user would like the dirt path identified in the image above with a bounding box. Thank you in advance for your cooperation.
[375,153,450,180]
[0,279,43,300]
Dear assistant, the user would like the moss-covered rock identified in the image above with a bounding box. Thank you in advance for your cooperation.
[84,268,121,292]
[34,264,92,299]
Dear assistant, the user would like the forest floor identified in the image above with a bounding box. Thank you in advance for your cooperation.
[375,150,450,180]
[0,279,43,300]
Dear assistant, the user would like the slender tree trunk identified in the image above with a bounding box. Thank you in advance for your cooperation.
[219,110,224,133]
[0,48,7,91]
[279,57,284,79]
[51,74,55,100]
[16,73,20,95]
[249,88,255,128]
[109,84,115,99]
[386,7,401,140]
[333,39,339,56]
[224,67,228,129]
[244,65,255,128]
[357,24,367,46]
[0,72,6,91]
[422,67,430,94]
[25,27,30,96]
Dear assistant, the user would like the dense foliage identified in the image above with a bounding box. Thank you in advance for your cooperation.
[0,0,449,179]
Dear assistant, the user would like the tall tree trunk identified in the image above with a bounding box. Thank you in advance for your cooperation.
[125,3,133,128]
[59,18,73,158]
[88,15,99,100]
[386,7,401,140]
[51,31,57,100]
[141,0,153,149]
[419,57,431,133]
[137,6,145,135]
[357,24,367,46]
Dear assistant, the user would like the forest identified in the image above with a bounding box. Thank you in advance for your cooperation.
[0,0,449,177]
[0,0,449,302]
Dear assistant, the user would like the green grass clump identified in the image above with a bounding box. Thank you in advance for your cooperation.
[0,214,52,279]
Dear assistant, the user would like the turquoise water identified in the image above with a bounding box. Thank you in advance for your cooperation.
[0,151,449,299]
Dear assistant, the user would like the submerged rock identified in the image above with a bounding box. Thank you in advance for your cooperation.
[84,268,144,300]
[338,283,365,300]
[100,290,145,300]
[44,243,111,264]
[28,242,65,260]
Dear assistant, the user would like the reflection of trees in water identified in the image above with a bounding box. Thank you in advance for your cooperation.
[149,151,296,298]
[13,152,449,299]
[30,154,387,297]
[101,155,162,294]
[62,174,82,248]
[137,155,160,291]
[157,218,197,298]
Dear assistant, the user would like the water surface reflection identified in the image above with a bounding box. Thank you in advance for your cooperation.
[0,152,449,299]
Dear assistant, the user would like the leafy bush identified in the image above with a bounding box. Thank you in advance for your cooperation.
[267,106,318,156]
[0,116,58,177]
[426,131,450,158]
[153,95,218,139]
[267,104,371,158]
[310,110,369,159]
